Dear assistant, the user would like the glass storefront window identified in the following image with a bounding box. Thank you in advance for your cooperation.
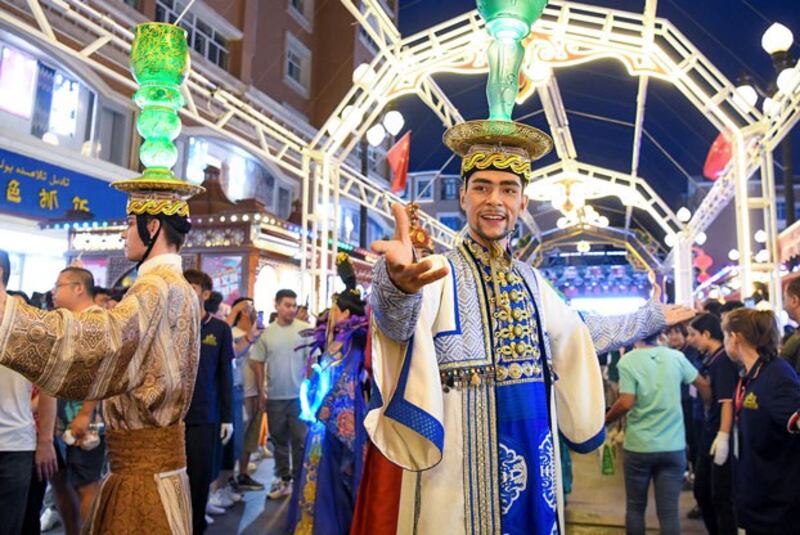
[0,46,37,119]
[49,72,80,137]
[183,136,293,217]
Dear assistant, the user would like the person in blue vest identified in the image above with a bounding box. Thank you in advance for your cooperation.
[722,308,800,535]
[183,269,234,533]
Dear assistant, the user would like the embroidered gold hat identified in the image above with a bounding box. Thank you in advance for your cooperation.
[443,119,553,185]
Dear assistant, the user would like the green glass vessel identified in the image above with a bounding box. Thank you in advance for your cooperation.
[477,0,548,121]
[129,22,190,186]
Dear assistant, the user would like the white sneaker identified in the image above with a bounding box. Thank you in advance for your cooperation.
[247,461,257,474]
[206,501,226,515]
[209,489,234,508]
[40,507,61,532]
[267,479,292,500]
[205,514,215,525]
[223,485,243,503]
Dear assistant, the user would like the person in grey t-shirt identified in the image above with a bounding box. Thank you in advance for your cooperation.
[248,289,310,499]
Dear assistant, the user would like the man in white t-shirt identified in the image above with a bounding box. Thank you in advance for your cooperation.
[249,289,310,499]
[0,250,57,535]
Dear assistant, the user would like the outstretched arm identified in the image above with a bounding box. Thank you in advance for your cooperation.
[0,278,169,400]
[584,302,694,354]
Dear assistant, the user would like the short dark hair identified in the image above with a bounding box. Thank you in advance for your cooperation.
[205,291,223,315]
[275,289,297,303]
[94,287,110,297]
[720,300,744,314]
[786,278,800,300]
[0,249,9,287]
[60,267,96,297]
[702,299,722,318]
[640,331,661,346]
[664,322,688,337]
[183,269,212,291]
[690,313,723,342]
[139,214,187,250]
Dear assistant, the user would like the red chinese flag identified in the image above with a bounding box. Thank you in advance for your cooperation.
[703,131,732,181]
[387,131,411,194]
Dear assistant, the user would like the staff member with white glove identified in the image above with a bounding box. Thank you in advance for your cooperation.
[723,308,800,535]
[687,313,738,535]
[183,270,234,533]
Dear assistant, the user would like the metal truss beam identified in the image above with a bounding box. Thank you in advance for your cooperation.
[526,160,683,237]
[537,74,577,160]
[524,225,663,273]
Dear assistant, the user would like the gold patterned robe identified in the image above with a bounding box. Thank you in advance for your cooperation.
[0,254,200,534]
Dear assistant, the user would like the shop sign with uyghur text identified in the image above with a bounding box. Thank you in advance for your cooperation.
[0,147,127,221]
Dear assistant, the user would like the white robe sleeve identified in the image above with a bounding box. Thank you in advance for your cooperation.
[535,270,606,453]
[364,254,454,471]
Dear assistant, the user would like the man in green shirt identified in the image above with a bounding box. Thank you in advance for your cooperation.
[606,332,710,535]
[248,289,310,499]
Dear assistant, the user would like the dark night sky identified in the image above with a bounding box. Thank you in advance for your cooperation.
[394,0,800,216]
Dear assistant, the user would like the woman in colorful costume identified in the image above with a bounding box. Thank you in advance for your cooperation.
[290,253,370,535]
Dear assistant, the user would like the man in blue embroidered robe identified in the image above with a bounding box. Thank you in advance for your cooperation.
[365,126,688,534]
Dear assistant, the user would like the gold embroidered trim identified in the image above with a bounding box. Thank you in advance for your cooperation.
[461,151,532,182]
[127,198,189,217]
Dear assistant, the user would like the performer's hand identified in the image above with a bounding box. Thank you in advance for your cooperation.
[70,412,91,440]
[661,304,695,326]
[220,423,234,446]
[35,439,58,482]
[258,392,267,413]
[371,203,449,294]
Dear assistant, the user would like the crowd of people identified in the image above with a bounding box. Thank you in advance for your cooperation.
[605,293,800,535]
[0,247,318,534]
[0,116,798,535]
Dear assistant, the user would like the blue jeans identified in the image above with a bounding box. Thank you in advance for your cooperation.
[623,449,686,535]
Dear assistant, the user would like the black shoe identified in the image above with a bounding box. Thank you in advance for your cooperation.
[687,506,702,520]
[236,473,265,491]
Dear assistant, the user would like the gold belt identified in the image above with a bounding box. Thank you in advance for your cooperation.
[106,423,186,476]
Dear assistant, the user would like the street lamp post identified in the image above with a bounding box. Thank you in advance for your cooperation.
[762,22,796,226]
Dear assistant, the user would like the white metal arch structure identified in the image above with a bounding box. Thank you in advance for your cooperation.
[5,0,800,310]
[526,160,684,237]
[0,0,459,311]
[314,0,800,307]
[522,225,664,274]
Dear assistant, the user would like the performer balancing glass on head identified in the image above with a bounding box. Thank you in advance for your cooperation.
[0,21,205,534]
[365,111,614,534]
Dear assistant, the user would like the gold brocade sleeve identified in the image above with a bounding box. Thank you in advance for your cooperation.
[0,277,167,400]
